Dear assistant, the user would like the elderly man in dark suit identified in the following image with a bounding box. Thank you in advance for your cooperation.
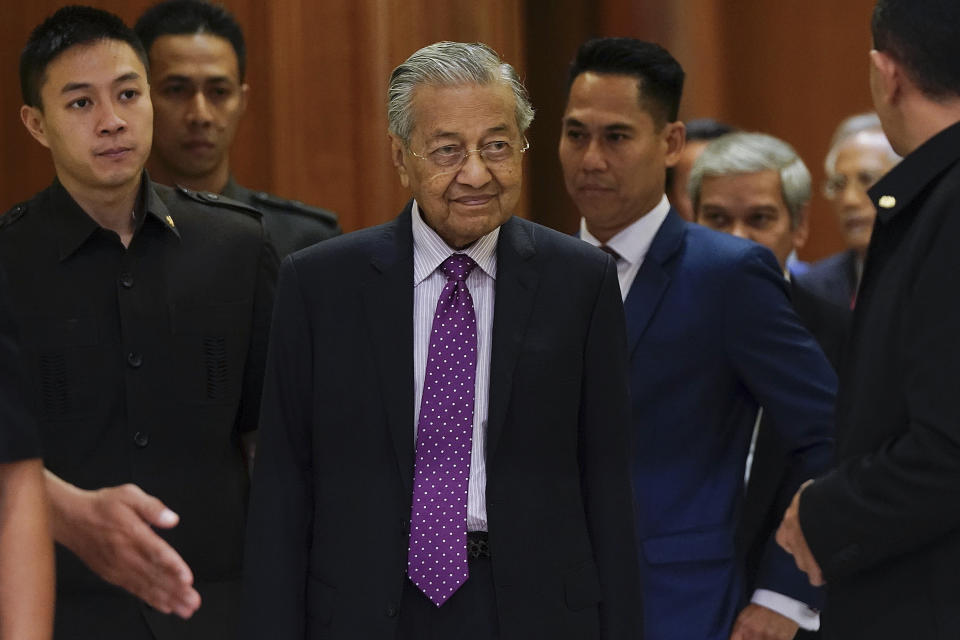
[777,1,960,638]
[241,41,642,640]
[0,265,54,640]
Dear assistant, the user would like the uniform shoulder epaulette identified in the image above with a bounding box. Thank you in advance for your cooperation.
[249,191,339,226]
[0,201,29,229]
[175,185,263,219]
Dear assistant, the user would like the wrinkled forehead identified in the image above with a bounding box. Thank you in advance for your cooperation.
[409,81,518,140]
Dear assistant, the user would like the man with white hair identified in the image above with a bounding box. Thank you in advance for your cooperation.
[242,41,642,640]
[798,114,899,308]
[691,131,849,639]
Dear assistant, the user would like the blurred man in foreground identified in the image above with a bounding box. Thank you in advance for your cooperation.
[778,1,960,637]
[0,265,54,640]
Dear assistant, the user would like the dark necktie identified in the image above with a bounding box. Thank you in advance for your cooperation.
[407,254,478,606]
[599,244,623,261]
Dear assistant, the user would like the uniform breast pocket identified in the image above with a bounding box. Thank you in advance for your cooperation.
[18,314,102,418]
[168,302,251,405]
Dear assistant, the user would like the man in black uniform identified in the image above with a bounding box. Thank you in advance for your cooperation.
[0,264,54,640]
[3,7,275,638]
[135,0,340,257]
[778,1,960,638]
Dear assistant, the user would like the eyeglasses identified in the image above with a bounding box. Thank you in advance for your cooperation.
[823,171,885,199]
[408,138,530,174]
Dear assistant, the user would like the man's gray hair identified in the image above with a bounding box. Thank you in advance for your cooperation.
[688,132,811,229]
[387,41,535,144]
[823,112,899,174]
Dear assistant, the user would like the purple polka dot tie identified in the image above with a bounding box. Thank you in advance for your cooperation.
[407,254,478,606]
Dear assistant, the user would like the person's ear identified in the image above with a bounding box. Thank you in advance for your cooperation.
[20,104,51,149]
[869,49,901,107]
[663,121,686,168]
[239,83,250,117]
[792,204,810,252]
[389,132,410,188]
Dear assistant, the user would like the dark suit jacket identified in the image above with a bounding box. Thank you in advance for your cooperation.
[627,210,836,640]
[737,280,849,637]
[242,203,642,640]
[797,250,858,311]
[800,120,960,639]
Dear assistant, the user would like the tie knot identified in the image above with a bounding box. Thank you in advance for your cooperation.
[441,254,477,282]
[599,244,623,262]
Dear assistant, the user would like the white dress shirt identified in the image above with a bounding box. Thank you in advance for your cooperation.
[580,195,820,631]
[579,194,670,300]
[411,201,495,532]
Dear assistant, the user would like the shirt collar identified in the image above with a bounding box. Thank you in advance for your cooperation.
[868,119,960,224]
[141,174,180,240]
[50,178,100,261]
[53,172,178,261]
[579,193,671,265]
[411,200,499,285]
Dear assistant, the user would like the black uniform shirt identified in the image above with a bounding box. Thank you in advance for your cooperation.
[0,174,276,599]
[222,177,340,257]
[0,264,40,463]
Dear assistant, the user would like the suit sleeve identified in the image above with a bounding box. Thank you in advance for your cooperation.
[800,197,960,581]
[241,256,314,639]
[580,255,644,639]
[0,265,40,464]
[724,246,836,606]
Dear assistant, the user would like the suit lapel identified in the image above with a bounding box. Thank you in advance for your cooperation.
[486,217,539,461]
[623,209,685,355]
[363,204,416,495]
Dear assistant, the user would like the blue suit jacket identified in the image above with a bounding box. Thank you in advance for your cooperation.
[626,210,836,640]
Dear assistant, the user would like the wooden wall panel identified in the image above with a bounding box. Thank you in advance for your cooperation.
[0,0,882,254]
[0,0,524,233]
[712,1,878,261]
[255,0,525,231]
[524,0,879,261]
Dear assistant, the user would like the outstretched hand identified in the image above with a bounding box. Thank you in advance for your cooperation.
[47,476,201,618]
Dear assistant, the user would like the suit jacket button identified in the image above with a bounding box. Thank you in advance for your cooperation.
[385,603,398,617]
[127,352,143,368]
[133,432,149,448]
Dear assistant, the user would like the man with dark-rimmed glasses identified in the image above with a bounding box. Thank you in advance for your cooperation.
[242,40,642,640]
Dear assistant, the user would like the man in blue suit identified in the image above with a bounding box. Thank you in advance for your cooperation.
[558,38,836,640]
